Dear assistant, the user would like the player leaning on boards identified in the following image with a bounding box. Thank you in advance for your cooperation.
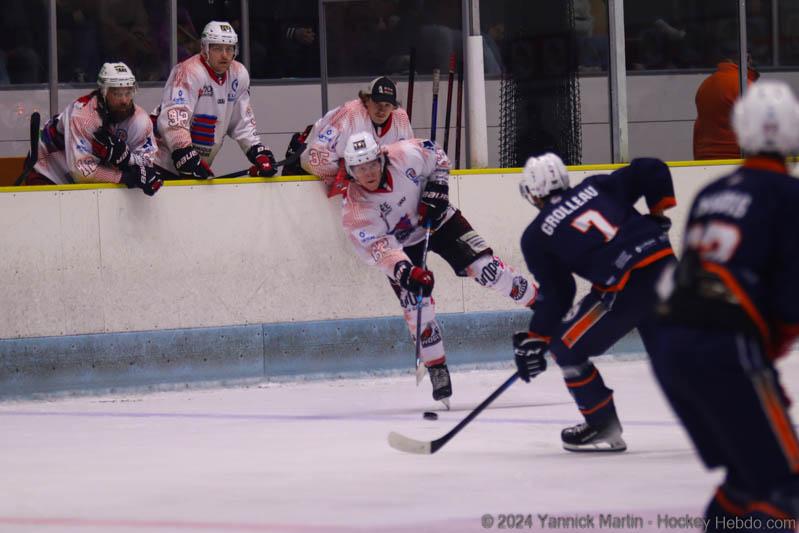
[152,21,277,180]
[341,132,537,406]
[514,153,676,452]
[26,62,162,196]
[653,80,799,532]
[299,76,413,196]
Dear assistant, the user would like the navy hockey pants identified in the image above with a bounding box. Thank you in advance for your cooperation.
[650,326,799,529]
[547,257,673,427]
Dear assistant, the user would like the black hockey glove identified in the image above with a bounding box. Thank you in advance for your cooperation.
[172,146,213,179]
[246,144,278,177]
[645,213,672,232]
[418,180,449,228]
[121,164,164,196]
[91,128,131,168]
[395,260,435,297]
[513,332,548,383]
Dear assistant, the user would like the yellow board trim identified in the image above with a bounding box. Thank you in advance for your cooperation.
[0,159,750,193]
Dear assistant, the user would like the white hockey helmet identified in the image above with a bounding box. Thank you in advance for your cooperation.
[344,131,383,176]
[201,21,239,57]
[732,79,799,157]
[97,62,136,98]
[519,152,570,204]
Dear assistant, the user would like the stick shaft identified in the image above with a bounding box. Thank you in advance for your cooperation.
[407,47,416,122]
[454,63,464,170]
[414,223,433,373]
[14,112,40,186]
[442,54,456,153]
[430,69,440,142]
[430,373,519,453]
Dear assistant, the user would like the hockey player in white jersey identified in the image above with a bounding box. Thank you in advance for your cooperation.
[153,21,277,179]
[300,76,413,196]
[28,62,161,195]
[341,132,538,404]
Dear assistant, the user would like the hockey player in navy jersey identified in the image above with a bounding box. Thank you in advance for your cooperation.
[514,153,676,452]
[653,80,799,532]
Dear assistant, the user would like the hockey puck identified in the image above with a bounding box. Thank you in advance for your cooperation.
[423,411,438,420]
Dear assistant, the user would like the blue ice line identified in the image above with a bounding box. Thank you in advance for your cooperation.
[0,410,686,427]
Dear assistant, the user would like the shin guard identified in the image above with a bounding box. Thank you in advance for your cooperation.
[402,296,445,365]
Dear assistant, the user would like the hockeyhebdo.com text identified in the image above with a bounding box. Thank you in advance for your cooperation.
[478,512,797,531]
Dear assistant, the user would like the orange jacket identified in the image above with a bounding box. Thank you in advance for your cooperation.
[693,62,759,160]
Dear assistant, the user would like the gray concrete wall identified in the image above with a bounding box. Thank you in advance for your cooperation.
[0,309,645,399]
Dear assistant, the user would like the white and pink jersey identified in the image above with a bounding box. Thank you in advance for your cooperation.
[342,139,454,278]
[301,99,413,184]
[34,93,156,185]
[153,54,264,173]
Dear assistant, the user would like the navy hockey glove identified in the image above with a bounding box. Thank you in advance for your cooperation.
[247,144,278,177]
[513,332,548,382]
[91,128,131,168]
[395,260,435,297]
[172,146,213,179]
[418,180,449,227]
[645,213,672,232]
[121,165,164,196]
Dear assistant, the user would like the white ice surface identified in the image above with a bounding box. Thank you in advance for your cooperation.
[1,356,798,533]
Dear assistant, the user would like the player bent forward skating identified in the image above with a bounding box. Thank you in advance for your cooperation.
[513,152,677,452]
[340,132,537,406]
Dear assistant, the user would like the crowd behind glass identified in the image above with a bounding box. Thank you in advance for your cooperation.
[2,0,799,87]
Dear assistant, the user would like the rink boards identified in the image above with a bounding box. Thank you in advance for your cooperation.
[0,164,734,395]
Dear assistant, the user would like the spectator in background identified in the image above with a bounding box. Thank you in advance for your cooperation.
[693,45,759,160]
[184,0,241,42]
[99,0,159,81]
[57,0,102,83]
[0,0,47,83]
[249,0,319,79]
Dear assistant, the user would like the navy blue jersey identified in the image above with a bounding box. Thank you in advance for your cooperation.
[521,158,676,337]
[678,158,799,355]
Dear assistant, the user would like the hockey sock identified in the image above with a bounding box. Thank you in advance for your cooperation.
[562,362,618,428]
[402,296,445,364]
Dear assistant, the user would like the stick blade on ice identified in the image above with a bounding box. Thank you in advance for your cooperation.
[388,431,432,455]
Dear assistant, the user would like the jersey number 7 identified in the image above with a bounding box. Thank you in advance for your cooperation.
[571,210,619,242]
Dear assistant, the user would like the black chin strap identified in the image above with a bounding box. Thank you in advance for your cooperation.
[378,156,389,189]
[94,90,111,130]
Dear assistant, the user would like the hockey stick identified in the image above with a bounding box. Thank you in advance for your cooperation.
[430,68,440,142]
[414,220,433,386]
[389,372,520,454]
[407,47,416,122]
[454,62,464,170]
[162,151,302,180]
[14,112,41,186]
[442,54,456,154]
[215,151,301,179]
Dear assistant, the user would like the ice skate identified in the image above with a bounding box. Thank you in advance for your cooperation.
[428,362,452,408]
[561,419,626,452]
